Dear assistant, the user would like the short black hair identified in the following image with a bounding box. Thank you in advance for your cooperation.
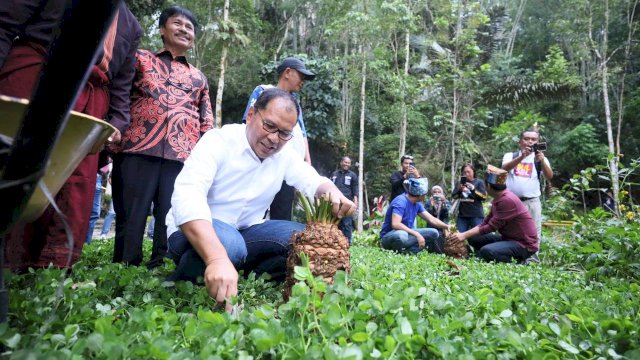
[254,88,299,117]
[520,128,539,139]
[400,154,414,164]
[159,6,199,37]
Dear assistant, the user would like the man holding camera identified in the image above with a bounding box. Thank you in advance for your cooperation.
[501,129,553,251]
[390,154,421,201]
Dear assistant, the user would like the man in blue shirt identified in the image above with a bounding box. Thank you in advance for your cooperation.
[380,178,451,254]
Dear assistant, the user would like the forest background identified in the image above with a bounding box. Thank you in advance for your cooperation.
[129,0,639,221]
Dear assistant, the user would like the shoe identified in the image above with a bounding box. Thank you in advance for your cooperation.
[524,253,540,265]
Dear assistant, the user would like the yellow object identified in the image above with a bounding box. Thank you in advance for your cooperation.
[0,95,115,222]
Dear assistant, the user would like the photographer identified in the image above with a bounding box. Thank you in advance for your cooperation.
[452,163,487,232]
[425,185,451,224]
[389,154,421,201]
[501,129,553,261]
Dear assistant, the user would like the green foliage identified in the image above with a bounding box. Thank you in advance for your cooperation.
[5,236,640,358]
[534,45,581,87]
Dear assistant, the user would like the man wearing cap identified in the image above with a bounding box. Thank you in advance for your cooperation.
[446,165,538,263]
[389,154,421,201]
[243,57,315,221]
[380,178,451,254]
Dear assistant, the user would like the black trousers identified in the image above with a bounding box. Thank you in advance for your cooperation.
[111,153,183,267]
[468,233,533,263]
[269,181,294,220]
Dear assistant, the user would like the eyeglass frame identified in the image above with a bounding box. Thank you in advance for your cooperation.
[255,110,294,141]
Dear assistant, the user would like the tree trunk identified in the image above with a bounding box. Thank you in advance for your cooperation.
[398,30,410,158]
[505,0,527,57]
[214,0,230,127]
[357,57,367,233]
[599,0,620,216]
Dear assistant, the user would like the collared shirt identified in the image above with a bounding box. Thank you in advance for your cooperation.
[166,124,329,236]
[477,190,538,252]
[330,169,358,200]
[242,85,308,159]
[502,151,551,198]
[113,49,214,161]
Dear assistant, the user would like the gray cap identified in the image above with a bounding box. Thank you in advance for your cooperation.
[276,57,316,80]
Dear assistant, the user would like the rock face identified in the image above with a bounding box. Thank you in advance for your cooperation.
[284,222,350,300]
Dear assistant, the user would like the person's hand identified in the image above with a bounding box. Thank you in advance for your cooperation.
[521,146,532,158]
[326,190,356,218]
[204,257,238,312]
[535,150,545,162]
[408,166,421,178]
[108,129,122,143]
[416,233,425,249]
[446,231,465,245]
[465,183,475,191]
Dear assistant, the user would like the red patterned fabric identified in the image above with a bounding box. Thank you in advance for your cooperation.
[110,49,214,161]
[0,44,108,271]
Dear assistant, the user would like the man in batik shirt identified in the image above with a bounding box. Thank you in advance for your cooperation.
[110,5,214,269]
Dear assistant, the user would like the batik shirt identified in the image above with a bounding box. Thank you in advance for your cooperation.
[114,49,214,162]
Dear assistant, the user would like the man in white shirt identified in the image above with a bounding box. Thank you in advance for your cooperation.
[501,129,553,245]
[166,88,355,311]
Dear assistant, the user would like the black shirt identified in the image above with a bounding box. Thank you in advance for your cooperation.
[389,170,406,201]
[331,169,358,200]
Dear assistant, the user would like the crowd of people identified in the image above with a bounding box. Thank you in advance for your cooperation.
[2,2,556,311]
[380,128,552,264]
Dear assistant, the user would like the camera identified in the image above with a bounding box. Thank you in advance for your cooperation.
[460,176,468,184]
[531,142,547,153]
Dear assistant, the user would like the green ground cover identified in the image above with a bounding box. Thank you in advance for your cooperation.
[2,216,639,359]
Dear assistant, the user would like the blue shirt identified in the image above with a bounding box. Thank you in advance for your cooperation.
[380,194,425,238]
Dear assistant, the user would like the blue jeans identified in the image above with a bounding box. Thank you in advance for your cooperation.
[468,233,533,263]
[456,216,483,233]
[167,219,304,282]
[381,228,444,254]
[100,199,115,237]
[338,216,353,245]
[85,173,103,244]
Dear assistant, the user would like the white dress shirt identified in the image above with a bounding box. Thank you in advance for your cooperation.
[166,124,328,236]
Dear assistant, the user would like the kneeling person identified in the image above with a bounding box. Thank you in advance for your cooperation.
[446,165,538,263]
[380,178,451,254]
[165,88,355,311]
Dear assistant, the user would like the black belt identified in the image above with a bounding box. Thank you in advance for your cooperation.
[519,197,537,201]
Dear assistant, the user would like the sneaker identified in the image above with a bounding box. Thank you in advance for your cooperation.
[524,253,540,265]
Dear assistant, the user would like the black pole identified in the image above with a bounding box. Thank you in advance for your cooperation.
[0,0,122,324]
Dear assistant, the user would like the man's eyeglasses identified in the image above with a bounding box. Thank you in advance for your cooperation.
[256,111,294,141]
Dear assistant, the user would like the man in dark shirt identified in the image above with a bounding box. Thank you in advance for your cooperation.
[330,156,358,243]
[0,1,141,271]
[389,154,421,201]
[446,165,538,263]
[109,6,214,269]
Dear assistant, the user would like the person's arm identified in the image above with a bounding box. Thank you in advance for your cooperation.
[391,213,425,248]
[303,137,311,165]
[448,225,482,243]
[469,179,487,200]
[537,152,553,179]
[179,219,236,312]
[105,7,141,141]
[419,211,451,231]
[198,78,214,134]
[502,148,530,172]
